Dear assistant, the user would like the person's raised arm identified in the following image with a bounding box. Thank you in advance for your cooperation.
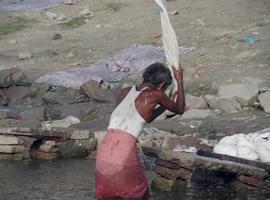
[158,66,185,114]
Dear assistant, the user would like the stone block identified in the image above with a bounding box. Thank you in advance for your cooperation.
[237,175,266,188]
[94,131,107,148]
[151,176,175,192]
[65,129,91,140]
[151,176,186,192]
[162,135,204,150]
[80,80,116,103]
[18,52,32,60]
[186,94,208,110]
[0,135,22,145]
[0,145,25,153]
[181,109,213,119]
[204,95,242,113]
[58,138,97,158]
[31,149,60,160]
[39,140,58,153]
[0,68,25,88]
[155,165,193,181]
[3,86,35,103]
[258,92,270,113]
[218,83,258,106]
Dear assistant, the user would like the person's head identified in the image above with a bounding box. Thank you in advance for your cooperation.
[143,63,172,90]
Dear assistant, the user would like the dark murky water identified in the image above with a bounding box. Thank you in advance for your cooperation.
[0,159,269,200]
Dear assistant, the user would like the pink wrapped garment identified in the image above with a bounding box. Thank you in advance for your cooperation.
[95,129,148,199]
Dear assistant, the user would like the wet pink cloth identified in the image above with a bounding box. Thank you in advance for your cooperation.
[95,129,148,199]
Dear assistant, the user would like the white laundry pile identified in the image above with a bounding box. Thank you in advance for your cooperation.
[36,44,193,89]
[0,0,64,11]
[214,131,270,162]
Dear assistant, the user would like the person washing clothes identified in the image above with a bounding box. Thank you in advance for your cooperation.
[95,63,185,199]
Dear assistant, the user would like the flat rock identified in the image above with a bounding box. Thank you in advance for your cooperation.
[65,129,91,140]
[58,138,97,158]
[162,135,207,151]
[0,68,25,88]
[155,165,192,181]
[204,95,242,113]
[151,176,174,192]
[237,175,266,188]
[151,176,186,192]
[9,39,17,45]
[46,11,58,20]
[139,127,170,154]
[79,7,93,16]
[258,92,270,112]
[181,109,213,119]
[81,80,116,103]
[0,145,25,153]
[218,83,259,106]
[39,143,58,153]
[0,135,22,145]
[64,0,73,5]
[186,94,208,110]
[18,52,32,60]
[3,86,35,103]
[0,95,10,106]
[43,105,64,121]
[31,149,60,160]
[19,107,44,121]
[94,131,107,148]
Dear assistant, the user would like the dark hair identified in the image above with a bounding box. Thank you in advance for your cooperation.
[143,63,172,85]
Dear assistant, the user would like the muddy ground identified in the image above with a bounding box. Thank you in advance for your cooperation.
[0,0,270,136]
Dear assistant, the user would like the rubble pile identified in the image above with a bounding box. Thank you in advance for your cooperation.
[0,126,97,160]
[152,150,270,191]
[0,65,270,164]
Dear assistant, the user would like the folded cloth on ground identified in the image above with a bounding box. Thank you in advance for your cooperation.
[0,0,63,11]
[35,44,193,89]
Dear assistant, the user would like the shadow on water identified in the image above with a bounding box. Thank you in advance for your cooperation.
[0,159,269,200]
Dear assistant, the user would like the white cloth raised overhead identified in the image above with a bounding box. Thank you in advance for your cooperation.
[108,86,147,138]
[155,0,179,69]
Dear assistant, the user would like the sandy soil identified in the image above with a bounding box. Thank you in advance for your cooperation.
[0,0,269,91]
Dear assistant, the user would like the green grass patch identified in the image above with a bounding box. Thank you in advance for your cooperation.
[106,2,122,12]
[59,16,92,29]
[0,16,36,39]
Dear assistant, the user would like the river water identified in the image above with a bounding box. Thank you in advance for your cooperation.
[0,159,269,200]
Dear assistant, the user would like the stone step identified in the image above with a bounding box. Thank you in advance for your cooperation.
[0,145,25,153]
[0,135,22,145]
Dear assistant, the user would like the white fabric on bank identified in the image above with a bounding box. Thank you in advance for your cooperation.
[214,132,270,163]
